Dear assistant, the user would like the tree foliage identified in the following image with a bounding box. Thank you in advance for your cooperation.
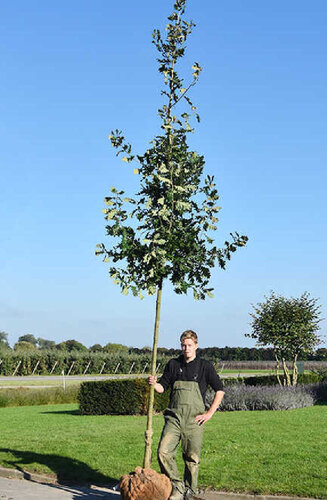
[103,343,128,353]
[247,291,323,385]
[0,331,10,349]
[56,339,88,352]
[96,0,247,301]
[38,338,56,350]
[14,341,38,352]
[18,334,38,346]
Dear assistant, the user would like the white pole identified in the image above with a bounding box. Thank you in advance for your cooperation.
[142,362,148,373]
[83,361,91,375]
[67,361,75,376]
[50,360,58,375]
[99,362,106,375]
[62,370,66,390]
[12,360,21,376]
[129,362,135,374]
[155,363,161,373]
[114,362,120,374]
[32,360,40,375]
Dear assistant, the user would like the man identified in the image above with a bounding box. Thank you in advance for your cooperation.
[148,330,225,500]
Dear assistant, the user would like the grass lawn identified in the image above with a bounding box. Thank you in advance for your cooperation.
[0,404,326,498]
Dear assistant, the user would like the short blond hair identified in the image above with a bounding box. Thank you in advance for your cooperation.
[180,330,198,344]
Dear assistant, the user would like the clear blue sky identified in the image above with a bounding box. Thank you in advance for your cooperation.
[1,0,326,349]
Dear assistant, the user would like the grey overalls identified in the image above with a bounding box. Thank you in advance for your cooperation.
[158,380,205,495]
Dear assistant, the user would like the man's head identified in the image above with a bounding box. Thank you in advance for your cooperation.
[180,330,198,362]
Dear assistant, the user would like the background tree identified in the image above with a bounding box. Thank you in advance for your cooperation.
[18,334,38,346]
[97,0,247,467]
[89,343,103,352]
[37,338,56,350]
[246,291,323,385]
[0,331,10,349]
[103,343,128,353]
[14,341,37,351]
[56,340,88,352]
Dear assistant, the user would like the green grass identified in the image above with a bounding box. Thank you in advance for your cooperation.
[0,380,80,387]
[0,404,326,497]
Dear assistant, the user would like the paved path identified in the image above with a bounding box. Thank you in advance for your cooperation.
[0,476,119,499]
[0,476,317,500]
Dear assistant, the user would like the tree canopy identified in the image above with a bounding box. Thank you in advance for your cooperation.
[18,334,38,346]
[247,291,323,385]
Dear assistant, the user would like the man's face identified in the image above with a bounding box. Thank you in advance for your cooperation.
[181,338,198,362]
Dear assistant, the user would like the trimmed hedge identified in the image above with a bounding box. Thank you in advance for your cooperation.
[78,379,170,415]
[78,378,327,415]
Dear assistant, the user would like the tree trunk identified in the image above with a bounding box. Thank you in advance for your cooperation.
[274,352,282,386]
[143,280,163,468]
[282,357,291,386]
[292,354,298,386]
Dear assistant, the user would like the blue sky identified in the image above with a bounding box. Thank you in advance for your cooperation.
[1,0,326,349]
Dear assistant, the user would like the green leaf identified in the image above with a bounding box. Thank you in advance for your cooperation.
[122,157,128,162]
[133,168,139,175]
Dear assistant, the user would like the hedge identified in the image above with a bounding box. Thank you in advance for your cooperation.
[78,378,327,415]
[78,379,170,415]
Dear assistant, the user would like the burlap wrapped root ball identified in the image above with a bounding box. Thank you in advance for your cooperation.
[120,466,172,500]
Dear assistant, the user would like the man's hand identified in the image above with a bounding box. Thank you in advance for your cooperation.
[147,375,157,385]
[194,411,213,426]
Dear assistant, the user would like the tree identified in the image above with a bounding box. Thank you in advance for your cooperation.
[38,338,56,350]
[103,343,128,353]
[56,340,88,352]
[14,341,37,351]
[246,291,322,385]
[89,343,103,352]
[0,331,10,349]
[18,334,38,346]
[96,0,247,467]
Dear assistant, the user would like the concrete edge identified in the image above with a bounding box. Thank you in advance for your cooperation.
[0,467,319,500]
[196,489,318,500]
[0,466,58,484]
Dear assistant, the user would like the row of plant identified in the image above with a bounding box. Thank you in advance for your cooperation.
[1,349,326,376]
[0,351,168,376]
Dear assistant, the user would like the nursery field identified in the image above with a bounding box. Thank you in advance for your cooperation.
[0,403,326,498]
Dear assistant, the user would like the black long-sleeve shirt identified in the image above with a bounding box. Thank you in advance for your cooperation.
[159,355,224,404]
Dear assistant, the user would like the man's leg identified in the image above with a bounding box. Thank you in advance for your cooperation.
[158,415,184,497]
[181,423,203,496]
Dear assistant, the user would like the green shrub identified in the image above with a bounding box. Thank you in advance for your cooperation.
[78,379,170,415]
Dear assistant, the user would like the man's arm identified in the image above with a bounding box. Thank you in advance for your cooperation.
[147,375,164,394]
[194,390,225,426]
